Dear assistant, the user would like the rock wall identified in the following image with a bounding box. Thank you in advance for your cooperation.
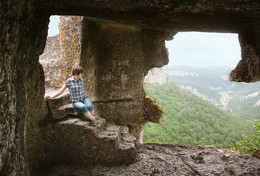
[0,1,49,175]
[80,20,166,140]
[229,31,260,82]
[40,35,167,89]
[58,16,83,87]
[39,35,60,89]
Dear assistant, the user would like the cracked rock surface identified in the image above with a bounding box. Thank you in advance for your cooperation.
[44,144,260,176]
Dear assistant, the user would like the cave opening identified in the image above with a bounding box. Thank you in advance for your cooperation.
[41,16,259,152]
[143,32,260,150]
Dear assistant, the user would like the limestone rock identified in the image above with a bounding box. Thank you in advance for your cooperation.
[143,96,163,123]
[40,117,137,169]
[40,16,83,89]
[58,16,83,87]
[42,144,260,176]
[39,35,61,88]
[144,67,167,85]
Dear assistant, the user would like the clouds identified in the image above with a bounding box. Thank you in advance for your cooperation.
[166,32,241,67]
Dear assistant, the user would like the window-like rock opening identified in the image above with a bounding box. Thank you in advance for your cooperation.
[143,32,259,150]
[38,16,138,167]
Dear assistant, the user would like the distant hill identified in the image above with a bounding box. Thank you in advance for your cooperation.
[143,82,256,149]
[163,65,260,120]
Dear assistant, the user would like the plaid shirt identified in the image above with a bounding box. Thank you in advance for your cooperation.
[65,77,85,102]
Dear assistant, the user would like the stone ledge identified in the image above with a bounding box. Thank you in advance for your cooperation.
[41,117,137,168]
[40,144,260,176]
[52,104,77,119]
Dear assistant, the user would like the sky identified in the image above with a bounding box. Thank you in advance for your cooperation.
[166,32,241,67]
[48,16,60,36]
[48,16,241,68]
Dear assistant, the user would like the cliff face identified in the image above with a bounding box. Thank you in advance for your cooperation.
[144,68,167,85]
[1,0,260,175]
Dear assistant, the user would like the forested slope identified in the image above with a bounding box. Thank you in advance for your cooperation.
[164,66,260,120]
[143,82,256,149]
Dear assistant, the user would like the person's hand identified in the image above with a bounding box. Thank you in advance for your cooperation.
[44,95,53,101]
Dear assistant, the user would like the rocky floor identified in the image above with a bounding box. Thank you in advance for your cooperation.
[42,144,260,176]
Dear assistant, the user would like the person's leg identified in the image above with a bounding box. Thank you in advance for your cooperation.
[83,111,96,125]
[83,97,94,116]
[73,101,96,125]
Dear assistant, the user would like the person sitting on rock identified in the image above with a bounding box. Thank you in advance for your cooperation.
[45,64,96,126]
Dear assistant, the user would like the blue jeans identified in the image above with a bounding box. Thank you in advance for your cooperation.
[72,96,94,113]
